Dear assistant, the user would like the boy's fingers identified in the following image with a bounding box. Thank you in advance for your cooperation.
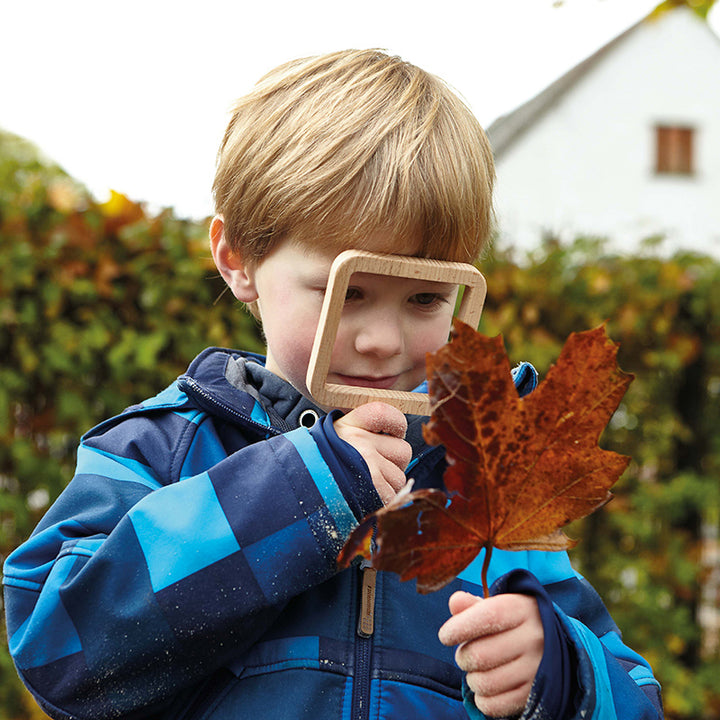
[448,590,481,616]
[380,456,410,493]
[373,433,412,471]
[334,421,411,473]
[373,459,408,503]
[456,627,525,673]
[342,402,408,438]
[468,676,531,720]
[441,594,542,649]
[438,596,508,646]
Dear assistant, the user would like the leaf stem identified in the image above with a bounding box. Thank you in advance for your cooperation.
[481,543,492,598]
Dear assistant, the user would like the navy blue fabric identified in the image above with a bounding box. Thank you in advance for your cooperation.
[309,410,383,520]
[3,349,663,720]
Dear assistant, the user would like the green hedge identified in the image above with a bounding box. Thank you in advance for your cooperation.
[477,237,720,719]
[0,130,263,718]
[1,129,719,718]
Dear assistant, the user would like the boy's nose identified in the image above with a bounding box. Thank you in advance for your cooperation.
[353,315,404,358]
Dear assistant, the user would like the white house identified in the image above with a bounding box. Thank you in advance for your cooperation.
[487,7,720,258]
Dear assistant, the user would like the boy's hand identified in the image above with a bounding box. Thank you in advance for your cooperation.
[438,591,544,719]
[334,402,411,504]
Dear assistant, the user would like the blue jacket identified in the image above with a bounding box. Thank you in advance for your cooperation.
[3,348,663,720]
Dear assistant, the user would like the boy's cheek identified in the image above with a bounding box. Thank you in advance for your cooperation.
[263,315,320,389]
[272,338,316,380]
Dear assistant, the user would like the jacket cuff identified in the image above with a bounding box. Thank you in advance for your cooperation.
[307,411,383,525]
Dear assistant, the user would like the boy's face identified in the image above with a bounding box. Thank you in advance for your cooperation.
[214,225,458,410]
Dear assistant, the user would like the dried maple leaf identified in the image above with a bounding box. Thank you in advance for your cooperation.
[337,322,633,595]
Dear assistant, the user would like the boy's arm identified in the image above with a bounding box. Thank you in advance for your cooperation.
[3,408,380,720]
[441,569,664,720]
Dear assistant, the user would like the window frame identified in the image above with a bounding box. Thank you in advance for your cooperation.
[654,125,695,176]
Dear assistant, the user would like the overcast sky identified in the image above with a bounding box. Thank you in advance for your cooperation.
[2,0,718,219]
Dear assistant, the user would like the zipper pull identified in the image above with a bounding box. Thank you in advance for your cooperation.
[357,561,377,638]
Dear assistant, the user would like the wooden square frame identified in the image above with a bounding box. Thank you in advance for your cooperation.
[306,250,487,415]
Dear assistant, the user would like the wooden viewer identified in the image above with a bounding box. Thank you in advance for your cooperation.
[306,250,487,415]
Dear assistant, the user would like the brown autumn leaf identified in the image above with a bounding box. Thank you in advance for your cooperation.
[337,321,633,595]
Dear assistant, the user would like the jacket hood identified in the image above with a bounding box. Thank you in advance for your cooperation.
[177,347,324,436]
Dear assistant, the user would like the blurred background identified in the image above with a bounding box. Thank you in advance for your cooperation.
[1,0,719,717]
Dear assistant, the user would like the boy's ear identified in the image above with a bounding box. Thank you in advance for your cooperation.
[209,216,259,303]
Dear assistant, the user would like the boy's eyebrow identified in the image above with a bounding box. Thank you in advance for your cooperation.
[307,272,331,286]
[298,264,333,286]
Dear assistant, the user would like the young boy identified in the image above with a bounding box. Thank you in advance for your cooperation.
[3,50,663,720]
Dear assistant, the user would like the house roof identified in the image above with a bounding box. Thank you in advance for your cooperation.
[486,16,646,158]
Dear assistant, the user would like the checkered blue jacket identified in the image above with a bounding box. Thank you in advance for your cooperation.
[3,348,663,720]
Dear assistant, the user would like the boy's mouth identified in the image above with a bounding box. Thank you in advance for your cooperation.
[331,373,400,390]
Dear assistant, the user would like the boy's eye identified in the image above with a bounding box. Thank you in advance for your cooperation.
[411,293,446,309]
[345,287,363,302]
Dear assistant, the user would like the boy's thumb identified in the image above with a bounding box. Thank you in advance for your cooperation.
[345,401,407,438]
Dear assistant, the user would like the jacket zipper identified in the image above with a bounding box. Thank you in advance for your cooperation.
[352,561,377,720]
[180,376,280,436]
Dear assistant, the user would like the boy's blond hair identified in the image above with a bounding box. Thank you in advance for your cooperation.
[213,49,495,265]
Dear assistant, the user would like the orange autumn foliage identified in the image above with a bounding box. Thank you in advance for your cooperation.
[338,322,633,596]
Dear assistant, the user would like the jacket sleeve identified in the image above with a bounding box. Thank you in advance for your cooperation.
[460,569,664,720]
[3,406,377,720]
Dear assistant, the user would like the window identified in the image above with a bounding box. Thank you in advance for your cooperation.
[655,125,694,175]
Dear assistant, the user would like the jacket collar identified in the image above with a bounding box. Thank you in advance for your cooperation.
[178,347,324,435]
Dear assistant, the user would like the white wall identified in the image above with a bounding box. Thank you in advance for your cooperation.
[492,9,720,257]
